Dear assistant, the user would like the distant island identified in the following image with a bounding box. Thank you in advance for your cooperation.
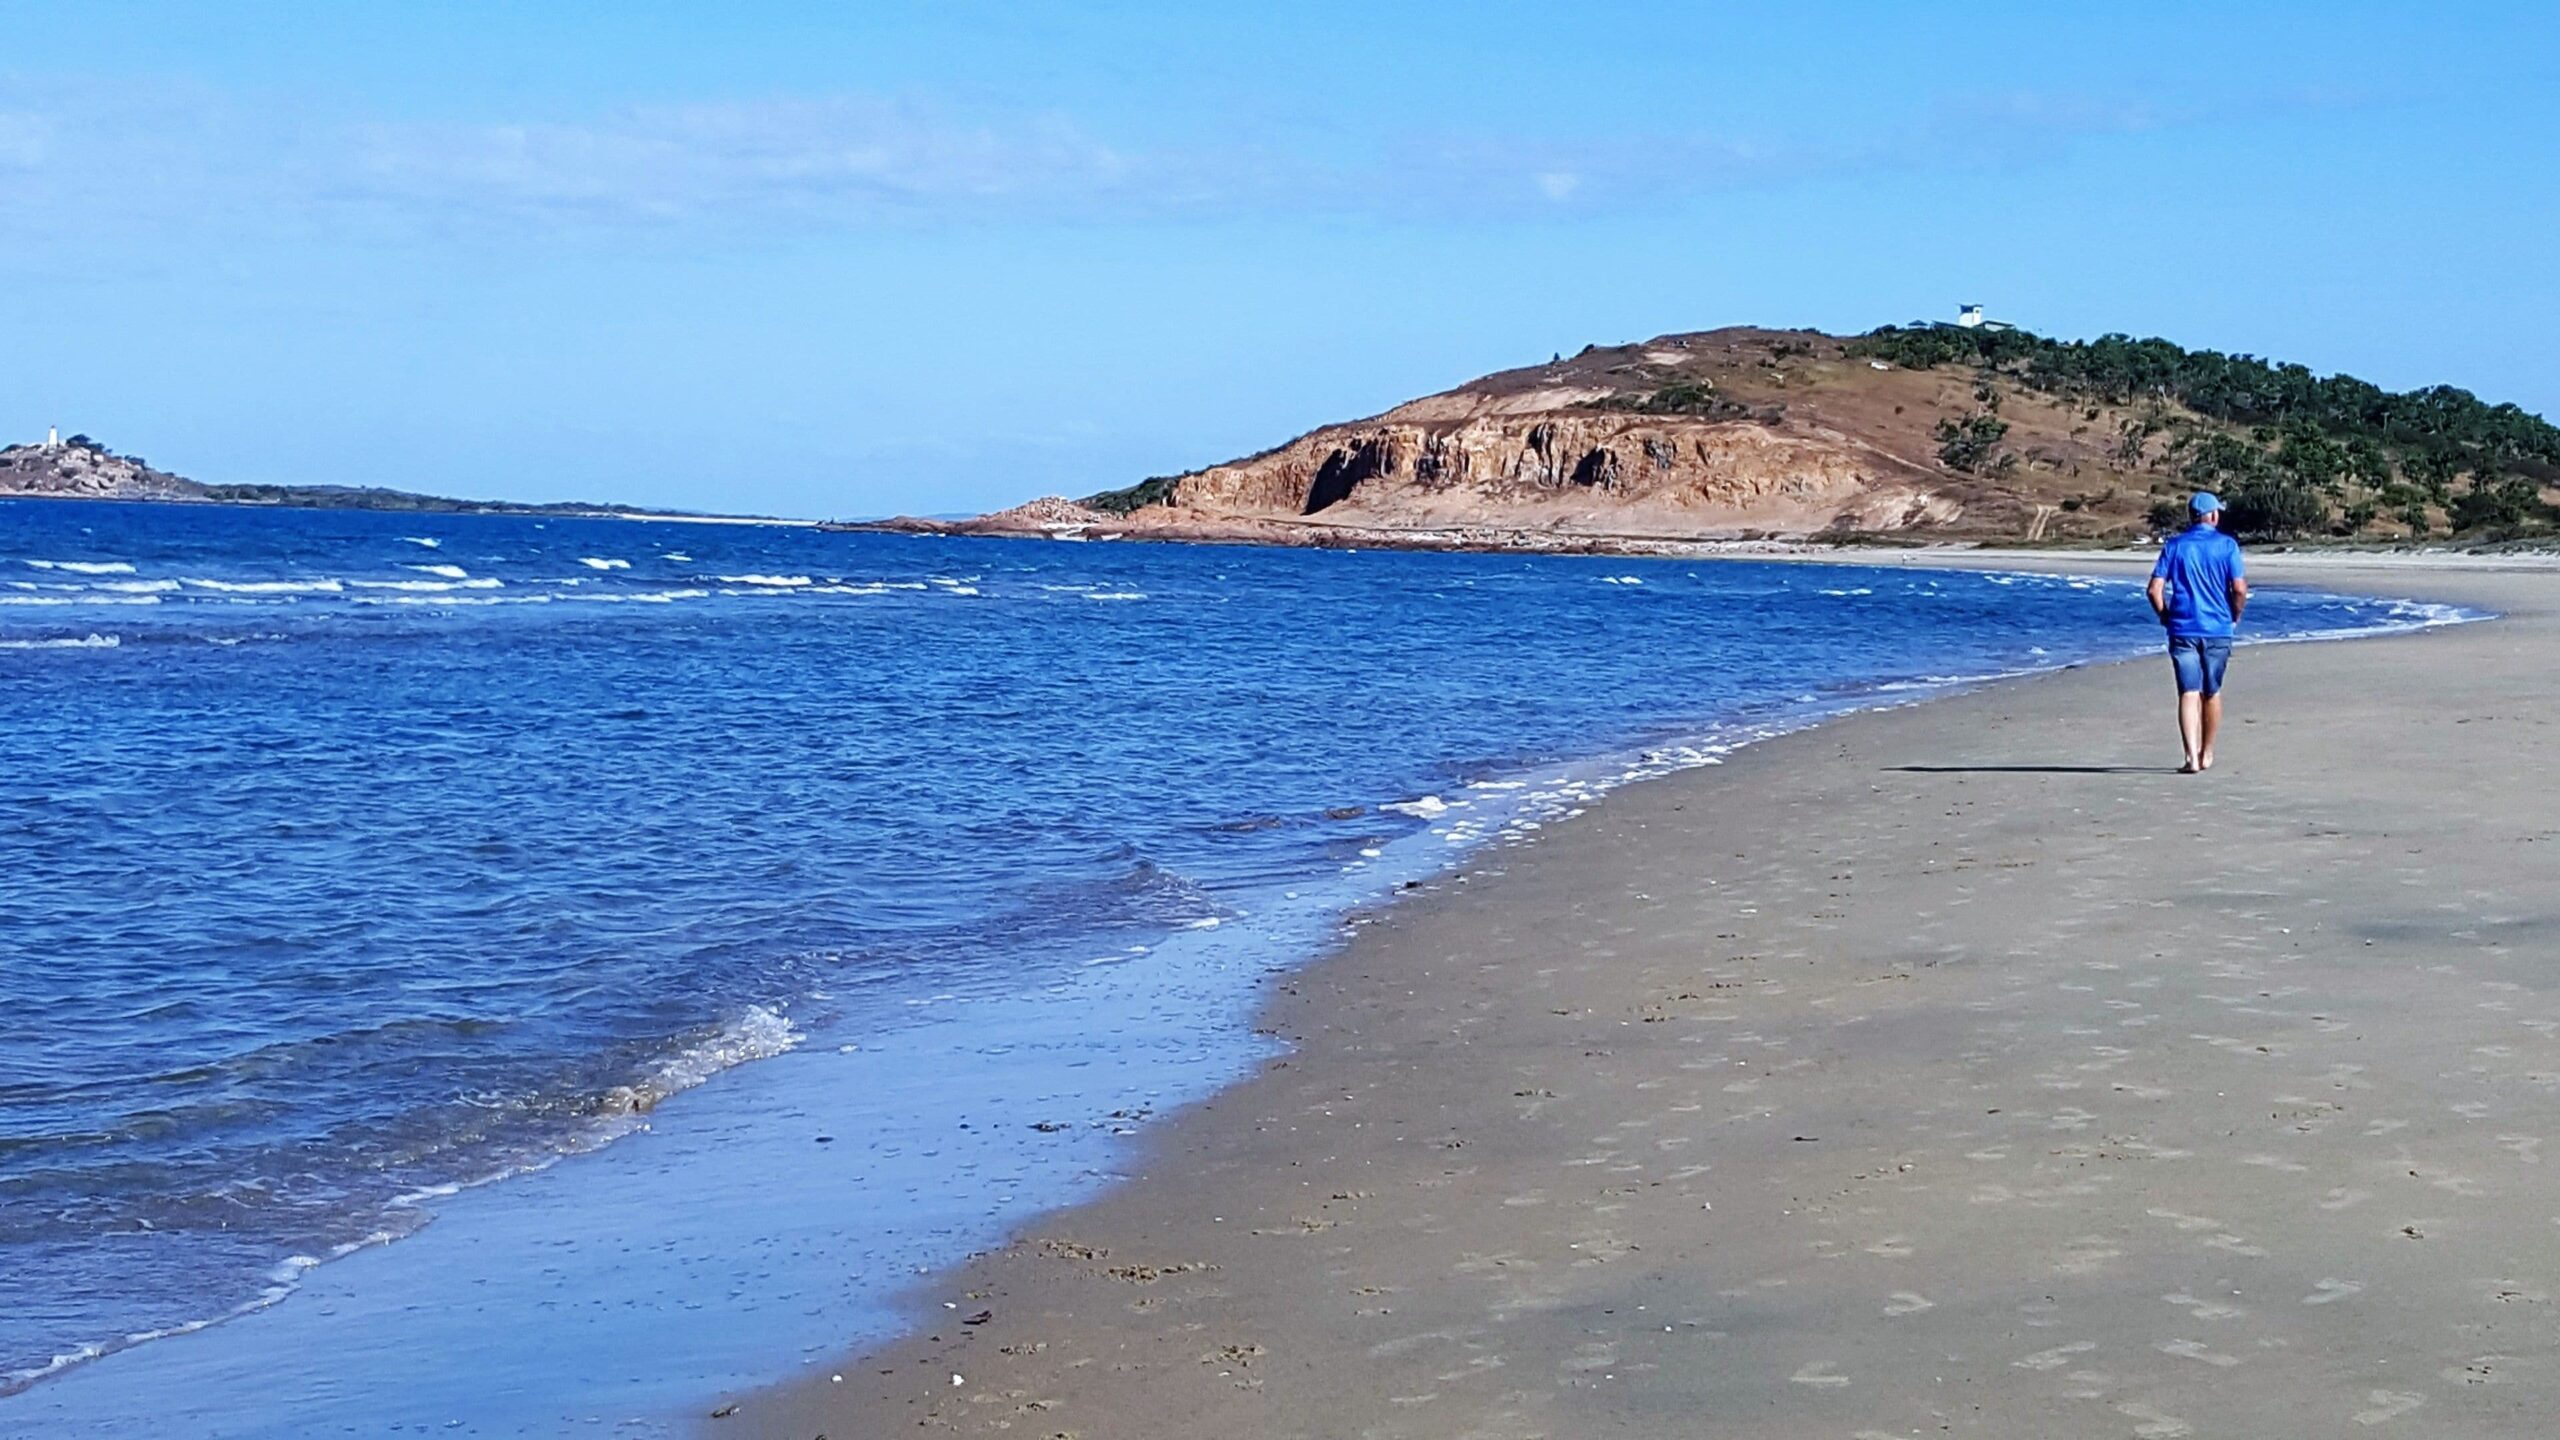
[860,314,2560,552]
[0,432,694,518]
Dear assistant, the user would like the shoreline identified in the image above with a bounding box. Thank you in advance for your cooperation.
[716,555,2551,1439]
[0,545,2493,1434]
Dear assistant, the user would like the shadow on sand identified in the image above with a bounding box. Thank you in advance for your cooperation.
[1884,764,2176,775]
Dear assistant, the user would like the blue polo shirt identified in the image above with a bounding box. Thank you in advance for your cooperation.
[2151,524,2245,638]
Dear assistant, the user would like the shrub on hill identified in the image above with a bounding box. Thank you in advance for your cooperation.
[1085,473,1182,515]
[1586,381,1753,420]
[1853,324,2560,538]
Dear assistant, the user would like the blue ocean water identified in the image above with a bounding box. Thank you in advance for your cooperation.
[0,499,2457,1406]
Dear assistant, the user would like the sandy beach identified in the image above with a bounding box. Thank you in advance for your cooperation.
[718,558,2558,1440]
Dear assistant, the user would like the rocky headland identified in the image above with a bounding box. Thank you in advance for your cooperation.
[0,434,692,517]
[0,436,201,500]
[863,323,2560,553]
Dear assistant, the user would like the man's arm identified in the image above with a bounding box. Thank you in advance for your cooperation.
[2147,575,2171,623]
[2228,575,2249,627]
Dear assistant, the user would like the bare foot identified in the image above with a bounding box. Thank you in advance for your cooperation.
[2199,751,2216,771]
[2178,758,2201,775]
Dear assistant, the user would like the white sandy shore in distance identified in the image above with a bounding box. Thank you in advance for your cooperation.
[713,554,2558,1440]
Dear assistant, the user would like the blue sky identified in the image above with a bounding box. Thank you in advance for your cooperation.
[2,2,2555,516]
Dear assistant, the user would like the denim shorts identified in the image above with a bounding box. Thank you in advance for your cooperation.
[2167,636,2233,696]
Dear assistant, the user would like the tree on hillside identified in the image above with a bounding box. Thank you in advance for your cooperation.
[1933,410,2010,473]
[1853,321,2560,540]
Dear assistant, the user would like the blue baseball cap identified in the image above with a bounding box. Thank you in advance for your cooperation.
[2190,491,2224,516]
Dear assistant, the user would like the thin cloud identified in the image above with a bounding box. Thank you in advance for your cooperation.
[337,98,1153,225]
[0,80,2364,243]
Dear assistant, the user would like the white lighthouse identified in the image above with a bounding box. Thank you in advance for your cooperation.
[42,425,59,451]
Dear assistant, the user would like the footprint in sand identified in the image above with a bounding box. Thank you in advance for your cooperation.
[2013,1341,2097,1371]
[2115,1401,2192,1437]
[2053,1238,2123,1274]
[2440,1355,2513,1385]
[1882,1291,1934,1316]
[2147,1207,2219,1232]
[2164,1291,2245,1320]
[2157,1338,2242,1368]
[1787,1361,1849,1388]
[2304,1278,2365,1305]
[2353,1389,2426,1425]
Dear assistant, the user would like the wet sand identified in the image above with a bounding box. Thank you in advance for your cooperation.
[719,560,2560,1440]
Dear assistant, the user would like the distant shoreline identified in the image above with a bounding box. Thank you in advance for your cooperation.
[0,489,811,526]
[841,510,2560,568]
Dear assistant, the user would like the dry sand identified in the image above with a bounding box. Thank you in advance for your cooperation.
[717,560,2560,1440]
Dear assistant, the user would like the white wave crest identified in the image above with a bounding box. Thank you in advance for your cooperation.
[0,633,119,650]
[715,573,811,587]
[182,578,345,594]
[558,588,708,604]
[405,563,471,579]
[579,557,631,571]
[400,536,441,548]
[25,560,137,574]
[349,578,505,592]
[596,1005,802,1116]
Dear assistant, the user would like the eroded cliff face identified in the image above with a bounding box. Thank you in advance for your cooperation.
[1166,399,1956,538]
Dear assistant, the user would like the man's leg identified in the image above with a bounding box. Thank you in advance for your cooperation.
[2197,641,2230,770]
[2169,640,2205,773]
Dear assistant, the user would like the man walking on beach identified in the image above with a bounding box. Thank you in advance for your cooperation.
[2147,492,2249,774]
